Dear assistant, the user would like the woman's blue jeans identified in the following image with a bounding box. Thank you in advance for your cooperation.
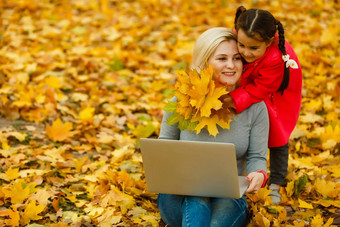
[157,194,248,227]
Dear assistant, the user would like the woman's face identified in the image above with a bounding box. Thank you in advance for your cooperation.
[208,40,243,88]
[237,29,271,63]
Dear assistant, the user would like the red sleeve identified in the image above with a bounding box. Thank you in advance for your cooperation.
[230,57,284,113]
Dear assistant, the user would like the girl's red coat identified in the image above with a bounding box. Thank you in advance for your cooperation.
[229,39,302,147]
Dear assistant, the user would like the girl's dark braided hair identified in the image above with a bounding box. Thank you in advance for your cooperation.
[234,6,289,95]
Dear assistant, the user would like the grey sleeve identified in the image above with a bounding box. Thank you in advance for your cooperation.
[246,103,269,174]
[158,97,180,140]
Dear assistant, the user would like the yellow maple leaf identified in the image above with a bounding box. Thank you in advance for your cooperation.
[315,199,336,208]
[130,122,156,138]
[194,115,219,136]
[298,199,314,209]
[194,114,231,136]
[84,204,105,218]
[304,99,322,112]
[119,194,135,215]
[310,214,335,227]
[32,189,52,206]
[7,132,27,142]
[331,200,340,208]
[101,186,135,215]
[322,94,335,111]
[320,28,338,48]
[188,68,215,111]
[286,181,295,198]
[189,68,211,97]
[177,105,194,120]
[253,212,271,227]
[299,113,324,124]
[290,157,314,169]
[320,124,340,150]
[21,200,45,225]
[45,75,62,89]
[140,214,160,226]
[286,220,307,227]
[177,81,190,95]
[21,108,49,122]
[328,164,340,178]
[101,190,124,208]
[2,140,10,150]
[276,205,288,224]
[172,66,231,136]
[46,118,75,142]
[97,132,115,144]
[4,206,20,227]
[62,211,84,223]
[12,89,34,108]
[175,93,194,119]
[200,87,226,117]
[177,93,191,108]
[249,187,272,203]
[3,179,31,204]
[175,70,191,94]
[79,106,95,121]
[324,218,336,227]
[96,207,122,225]
[315,179,337,198]
[5,168,19,180]
[326,112,338,123]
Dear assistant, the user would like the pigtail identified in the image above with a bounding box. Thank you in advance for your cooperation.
[276,20,290,95]
[234,6,246,29]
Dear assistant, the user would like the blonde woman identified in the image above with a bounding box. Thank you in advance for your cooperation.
[157,27,269,226]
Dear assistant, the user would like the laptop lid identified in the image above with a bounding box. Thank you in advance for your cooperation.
[140,138,249,199]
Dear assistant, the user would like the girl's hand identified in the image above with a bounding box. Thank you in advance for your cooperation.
[220,95,236,115]
[245,172,265,193]
[221,94,235,108]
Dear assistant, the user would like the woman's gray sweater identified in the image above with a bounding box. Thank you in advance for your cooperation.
[158,97,270,176]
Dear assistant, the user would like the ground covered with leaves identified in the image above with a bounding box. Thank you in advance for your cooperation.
[0,0,339,226]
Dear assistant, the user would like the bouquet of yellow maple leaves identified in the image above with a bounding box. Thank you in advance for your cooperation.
[164,66,235,137]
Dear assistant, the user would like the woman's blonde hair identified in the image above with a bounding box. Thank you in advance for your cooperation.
[191,27,237,72]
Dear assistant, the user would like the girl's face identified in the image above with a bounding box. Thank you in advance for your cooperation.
[208,40,243,88]
[237,29,272,63]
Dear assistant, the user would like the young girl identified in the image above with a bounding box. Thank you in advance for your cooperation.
[225,6,302,204]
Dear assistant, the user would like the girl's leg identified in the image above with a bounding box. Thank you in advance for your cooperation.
[182,196,211,227]
[269,143,289,185]
[269,143,289,204]
[210,196,248,227]
[157,193,184,226]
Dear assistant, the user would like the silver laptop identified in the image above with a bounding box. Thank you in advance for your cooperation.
[140,138,249,199]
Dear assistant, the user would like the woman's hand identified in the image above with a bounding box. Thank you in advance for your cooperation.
[245,172,265,193]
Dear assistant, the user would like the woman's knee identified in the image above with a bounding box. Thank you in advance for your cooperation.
[183,197,211,227]
[157,194,184,226]
[210,197,248,227]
